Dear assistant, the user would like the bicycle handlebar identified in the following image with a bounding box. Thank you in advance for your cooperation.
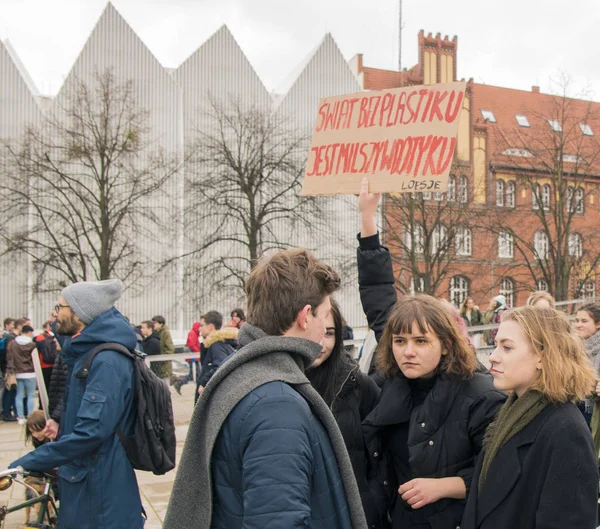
[0,467,25,479]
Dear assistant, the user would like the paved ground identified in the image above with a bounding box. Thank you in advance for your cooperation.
[0,373,196,528]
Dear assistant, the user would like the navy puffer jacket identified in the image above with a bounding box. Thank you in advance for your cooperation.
[211,380,354,529]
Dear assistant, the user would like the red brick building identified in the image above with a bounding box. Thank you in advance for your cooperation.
[349,31,600,308]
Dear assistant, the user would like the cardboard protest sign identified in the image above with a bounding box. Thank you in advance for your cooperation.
[32,349,50,420]
[301,81,466,196]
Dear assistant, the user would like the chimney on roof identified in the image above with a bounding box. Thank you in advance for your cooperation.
[532,85,540,94]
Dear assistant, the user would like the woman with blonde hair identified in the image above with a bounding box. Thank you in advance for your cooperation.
[357,179,506,529]
[525,290,555,309]
[461,306,598,529]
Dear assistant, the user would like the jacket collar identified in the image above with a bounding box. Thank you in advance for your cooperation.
[364,371,464,430]
[203,327,239,349]
[476,404,555,525]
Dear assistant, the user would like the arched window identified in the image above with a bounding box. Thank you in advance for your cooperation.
[447,175,456,202]
[534,231,549,260]
[459,176,468,203]
[542,184,551,210]
[449,276,470,307]
[405,223,424,254]
[410,275,425,295]
[431,224,448,254]
[532,184,541,210]
[498,230,514,258]
[499,278,515,307]
[536,279,549,292]
[455,226,472,256]
[575,187,584,213]
[568,233,583,258]
[496,180,505,207]
[576,280,596,300]
[506,181,516,208]
[567,186,575,212]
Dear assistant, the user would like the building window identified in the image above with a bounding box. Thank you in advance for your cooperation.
[506,181,516,208]
[568,233,583,258]
[534,231,549,260]
[532,184,540,210]
[409,275,425,295]
[576,188,584,213]
[496,180,505,207]
[459,176,468,203]
[431,224,447,254]
[498,230,513,258]
[481,110,496,123]
[447,175,456,202]
[423,192,431,200]
[548,119,562,132]
[580,123,594,136]
[542,184,551,210]
[455,226,472,256]
[449,276,470,306]
[576,280,596,300]
[563,154,584,164]
[434,191,443,201]
[515,114,530,127]
[536,279,549,292]
[499,278,515,308]
[405,224,424,254]
[502,148,533,158]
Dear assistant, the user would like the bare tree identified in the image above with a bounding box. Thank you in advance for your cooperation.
[0,70,180,293]
[384,179,474,300]
[180,98,326,302]
[484,77,600,301]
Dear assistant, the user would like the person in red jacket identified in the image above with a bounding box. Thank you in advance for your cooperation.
[175,322,201,395]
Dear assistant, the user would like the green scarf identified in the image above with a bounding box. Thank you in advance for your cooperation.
[478,390,549,494]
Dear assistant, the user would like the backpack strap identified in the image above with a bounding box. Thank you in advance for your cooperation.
[74,343,134,380]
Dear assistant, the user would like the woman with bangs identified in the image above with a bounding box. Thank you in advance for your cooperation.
[461,306,598,529]
[357,179,506,529]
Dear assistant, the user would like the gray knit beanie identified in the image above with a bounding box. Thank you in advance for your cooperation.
[61,279,123,324]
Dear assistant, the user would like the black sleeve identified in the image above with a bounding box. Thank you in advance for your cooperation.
[357,232,397,342]
[198,343,231,387]
[48,354,69,424]
[144,337,161,356]
[456,388,507,494]
[358,372,381,420]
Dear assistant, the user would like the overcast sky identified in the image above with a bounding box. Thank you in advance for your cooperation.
[2,0,600,99]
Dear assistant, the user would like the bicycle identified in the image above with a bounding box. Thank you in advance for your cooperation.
[0,467,59,529]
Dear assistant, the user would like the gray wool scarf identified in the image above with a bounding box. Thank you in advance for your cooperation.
[163,324,368,529]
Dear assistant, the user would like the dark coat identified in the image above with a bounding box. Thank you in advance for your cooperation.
[363,371,506,528]
[357,233,506,528]
[212,379,354,529]
[331,363,381,526]
[48,348,69,423]
[11,308,144,529]
[461,401,598,529]
[461,309,483,327]
[142,332,166,378]
[6,337,36,374]
[197,328,239,388]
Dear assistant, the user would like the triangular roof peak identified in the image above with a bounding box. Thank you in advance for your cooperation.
[275,32,360,111]
[3,39,40,96]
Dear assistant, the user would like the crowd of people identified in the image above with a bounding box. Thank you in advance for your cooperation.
[2,177,600,528]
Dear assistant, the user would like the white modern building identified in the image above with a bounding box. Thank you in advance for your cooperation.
[0,3,371,333]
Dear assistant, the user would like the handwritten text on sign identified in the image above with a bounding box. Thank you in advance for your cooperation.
[300,82,466,196]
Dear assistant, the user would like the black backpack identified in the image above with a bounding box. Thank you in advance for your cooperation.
[76,342,176,475]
